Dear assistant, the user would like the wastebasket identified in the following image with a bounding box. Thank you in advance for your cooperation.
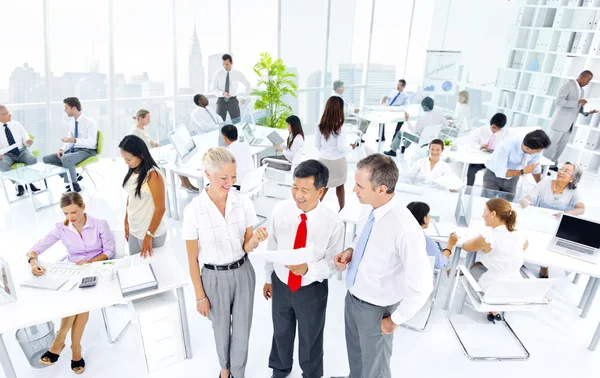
[15,321,55,368]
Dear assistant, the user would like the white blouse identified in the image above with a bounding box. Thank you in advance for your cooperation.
[124,167,168,240]
[315,125,352,160]
[453,103,471,131]
[477,225,526,291]
[282,134,305,163]
[182,190,257,266]
[130,126,156,149]
[406,157,453,185]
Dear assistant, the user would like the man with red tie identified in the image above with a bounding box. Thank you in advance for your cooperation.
[264,159,344,378]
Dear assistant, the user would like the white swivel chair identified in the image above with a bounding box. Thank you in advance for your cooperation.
[401,256,442,332]
[398,123,443,160]
[238,164,269,226]
[446,265,556,361]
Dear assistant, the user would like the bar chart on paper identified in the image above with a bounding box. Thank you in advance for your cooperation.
[46,263,90,277]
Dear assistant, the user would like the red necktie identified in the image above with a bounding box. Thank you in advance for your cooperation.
[288,213,307,292]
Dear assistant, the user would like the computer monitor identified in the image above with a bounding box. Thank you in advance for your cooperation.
[168,125,198,165]
[555,214,600,249]
[242,123,254,144]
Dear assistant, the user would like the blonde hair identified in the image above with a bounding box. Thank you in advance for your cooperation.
[60,192,85,226]
[202,147,236,174]
[132,109,150,121]
[458,90,469,104]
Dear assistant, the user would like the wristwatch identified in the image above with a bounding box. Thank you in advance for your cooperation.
[520,169,524,175]
[146,230,156,238]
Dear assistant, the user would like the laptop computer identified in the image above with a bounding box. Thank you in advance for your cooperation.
[168,125,199,166]
[242,124,270,147]
[548,214,600,264]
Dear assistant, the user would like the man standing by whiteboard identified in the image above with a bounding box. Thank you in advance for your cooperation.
[211,53,252,123]
[544,70,597,172]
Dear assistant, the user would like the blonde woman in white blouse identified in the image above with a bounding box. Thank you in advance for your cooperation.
[130,109,158,148]
[406,139,452,185]
[448,90,471,131]
[183,147,267,378]
[261,115,305,171]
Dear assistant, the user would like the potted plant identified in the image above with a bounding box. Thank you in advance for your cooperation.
[250,52,298,129]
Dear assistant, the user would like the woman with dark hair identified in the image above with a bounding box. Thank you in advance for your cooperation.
[260,115,305,171]
[119,135,167,256]
[406,201,457,269]
[315,96,356,210]
[461,198,529,322]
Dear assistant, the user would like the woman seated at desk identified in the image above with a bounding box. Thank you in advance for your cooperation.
[520,162,584,278]
[384,96,448,157]
[25,192,115,374]
[407,201,458,269]
[447,90,471,132]
[405,138,453,187]
[461,198,528,323]
[260,115,305,171]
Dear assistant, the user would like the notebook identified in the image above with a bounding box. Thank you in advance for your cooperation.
[266,131,285,146]
[117,263,158,297]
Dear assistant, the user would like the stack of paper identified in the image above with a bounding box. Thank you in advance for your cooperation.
[118,263,158,297]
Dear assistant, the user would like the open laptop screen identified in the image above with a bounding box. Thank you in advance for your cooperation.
[556,215,600,249]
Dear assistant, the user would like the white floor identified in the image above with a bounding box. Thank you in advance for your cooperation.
[2,138,600,377]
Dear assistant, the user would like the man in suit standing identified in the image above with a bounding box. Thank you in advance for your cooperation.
[211,54,252,123]
[544,70,597,171]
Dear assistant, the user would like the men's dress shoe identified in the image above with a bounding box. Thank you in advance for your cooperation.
[384,150,396,157]
[16,185,25,197]
[29,184,40,192]
[376,138,385,142]
[77,173,84,182]
[65,183,82,193]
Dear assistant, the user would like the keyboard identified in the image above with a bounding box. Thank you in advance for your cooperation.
[20,276,68,291]
[557,240,594,256]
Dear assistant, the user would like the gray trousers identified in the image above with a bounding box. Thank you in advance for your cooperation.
[482,169,519,200]
[543,128,571,164]
[201,257,255,378]
[344,292,399,378]
[127,232,167,255]
[0,149,38,172]
[269,273,328,378]
[42,148,96,183]
[216,97,241,122]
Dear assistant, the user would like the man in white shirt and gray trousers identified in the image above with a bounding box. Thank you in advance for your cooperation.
[333,153,433,378]
[544,70,598,171]
[211,54,251,122]
[264,159,344,378]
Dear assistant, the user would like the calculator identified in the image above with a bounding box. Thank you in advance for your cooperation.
[79,276,98,288]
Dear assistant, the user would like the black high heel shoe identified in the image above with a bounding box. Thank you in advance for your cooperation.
[486,313,496,323]
[71,358,85,374]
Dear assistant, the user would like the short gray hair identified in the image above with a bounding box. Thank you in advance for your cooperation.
[564,161,582,190]
[333,80,344,91]
[0,105,6,111]
[202,147,236,174]
[356,154,398,193]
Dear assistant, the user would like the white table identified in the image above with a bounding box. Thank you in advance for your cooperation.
[357,104,423,153]
[0,248,191,378]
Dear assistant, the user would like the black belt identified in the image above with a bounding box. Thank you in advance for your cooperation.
[204,255,246,271]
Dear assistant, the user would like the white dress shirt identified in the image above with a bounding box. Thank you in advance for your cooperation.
[384,91,410,107]
[228,140,253,184]
[350,195,433,325]
[211,68,252,99]
[266,199,344,286]
[452,103,471,131]
[468,126,508,147]
[182,190,257,266]
[281,134,305,163]
[61,113,98,151]
[406,157,453,185]
[0,120,30,150]
[315,126,352,160]
[405,110,449,135]
[190,106,224,134]
[477,226,526,291]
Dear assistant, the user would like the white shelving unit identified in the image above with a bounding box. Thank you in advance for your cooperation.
[493,0,600,175]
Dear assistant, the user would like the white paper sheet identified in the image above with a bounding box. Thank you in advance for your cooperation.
[252,247,315,265]
[432,173,464,190]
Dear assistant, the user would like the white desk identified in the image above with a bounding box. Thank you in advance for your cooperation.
[358,104,422,153]
[0,248,191,378]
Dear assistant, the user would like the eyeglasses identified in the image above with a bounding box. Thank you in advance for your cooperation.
[558,167,574,175]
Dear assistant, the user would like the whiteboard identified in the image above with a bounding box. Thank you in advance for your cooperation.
[423,50,462,96]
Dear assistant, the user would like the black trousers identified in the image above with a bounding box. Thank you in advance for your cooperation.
[466,163,486,187]
[269,273,328,378]
[381,122,404,141]
[216,97,241,122]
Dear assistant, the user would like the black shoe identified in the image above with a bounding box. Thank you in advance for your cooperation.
[486,313,496,324]
[495,314,503,322]
[29,184,40,192]
[65,183,82,193]
[77,173,83,182]
[16,185,25,197]
[383,150,396,157]
[549,165,558,172]
[376,138,385,142]
[400,146,406,154]
[361,139,365,143]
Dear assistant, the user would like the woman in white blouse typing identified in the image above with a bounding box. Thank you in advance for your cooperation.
[261,115,305,171]
[130,109,158,148]
[183,147,267,378]
[520,162,584,278]
[448,90,471,132]
[461,198,528,323]
[406,138,452,186]
[315,96,356,211]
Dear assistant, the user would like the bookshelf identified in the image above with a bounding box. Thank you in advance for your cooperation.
[493,0,600,175]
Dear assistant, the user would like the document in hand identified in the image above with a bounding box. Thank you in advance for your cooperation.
[267,131,285,146]
[433,173,464,191]
[252,247,316,265]
[118,263,158,297]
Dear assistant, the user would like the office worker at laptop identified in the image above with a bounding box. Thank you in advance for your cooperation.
[191,94,224,134]
[0,104,40,196]
[211,54,251,122]
[221,124,253,186]
[43,97,98,193]
[26,192,115,374]
[466,113,508,186]
[261,115,305,171]
[461,198,528,323]
[264,160,344,378]
[333,154,432,378]
[130,109,159,148]
[119,135,168,257]
[407,201,457,269]
[483,130,552,197]
[520,162,584,278]
[183,147,267,378]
